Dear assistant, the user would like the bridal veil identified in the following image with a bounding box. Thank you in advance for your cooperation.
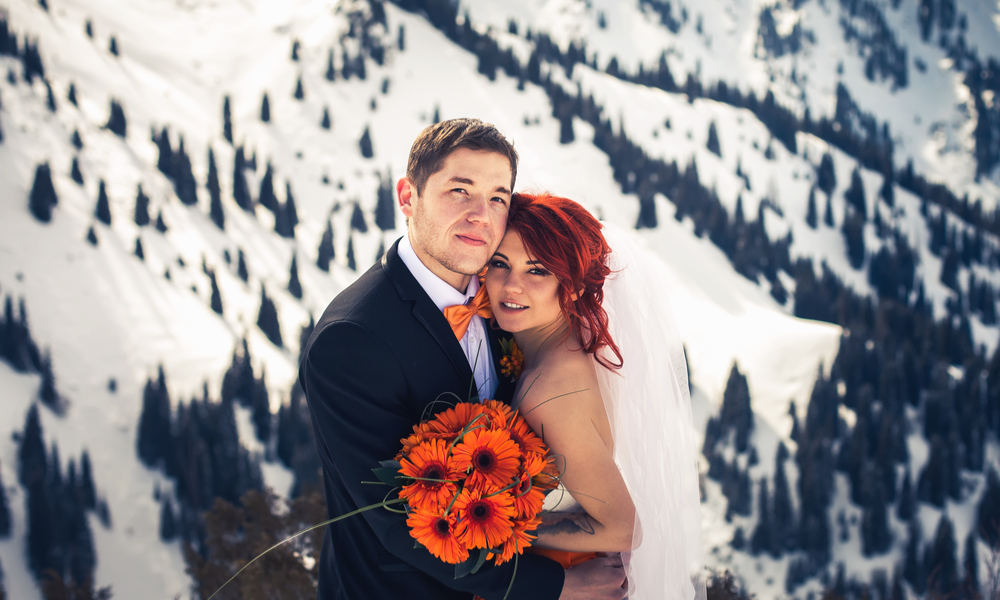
[594,223,706,600]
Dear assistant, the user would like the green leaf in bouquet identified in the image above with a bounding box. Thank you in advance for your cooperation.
[454,547,489,579]
[372,465,404,487]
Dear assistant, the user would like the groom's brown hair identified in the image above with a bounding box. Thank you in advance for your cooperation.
[406,118,518,195]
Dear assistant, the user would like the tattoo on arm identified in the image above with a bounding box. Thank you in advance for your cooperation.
[537,512,596,536]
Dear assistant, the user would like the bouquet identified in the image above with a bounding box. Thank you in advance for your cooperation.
[207,396,559,600]
[372,398,559,575]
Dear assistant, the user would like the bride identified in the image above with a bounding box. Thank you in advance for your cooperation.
[482,192,705,600]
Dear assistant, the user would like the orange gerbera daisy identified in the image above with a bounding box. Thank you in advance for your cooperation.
[398,421,435,460]
[512,454,547,518]
[452,428,522,491]
[428,402,486,438]
[482,399,513,430]
[532,455,562,491]
[399,439,461,512]
[493,515,541,565]
[506,413,546,456]
[453,488,516,549]
[407,507,469,564]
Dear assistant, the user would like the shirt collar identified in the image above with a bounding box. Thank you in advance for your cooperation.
[398,234,479,312]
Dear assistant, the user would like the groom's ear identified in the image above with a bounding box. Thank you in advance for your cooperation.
[397,177,416,219]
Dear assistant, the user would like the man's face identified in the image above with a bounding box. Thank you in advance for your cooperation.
[398,147,512,291]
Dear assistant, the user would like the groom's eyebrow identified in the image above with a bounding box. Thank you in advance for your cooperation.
[447,176,510,195]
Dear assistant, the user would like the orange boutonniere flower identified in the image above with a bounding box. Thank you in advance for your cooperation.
[498,338,523,382]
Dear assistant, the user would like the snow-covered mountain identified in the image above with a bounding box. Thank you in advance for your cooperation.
[0,0,998,598]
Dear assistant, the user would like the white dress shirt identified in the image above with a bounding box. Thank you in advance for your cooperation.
[397,235,497,400]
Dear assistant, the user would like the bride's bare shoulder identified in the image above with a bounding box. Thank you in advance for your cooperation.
[513,347,600,418]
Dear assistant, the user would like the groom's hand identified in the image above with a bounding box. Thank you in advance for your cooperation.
[557,554,628,600]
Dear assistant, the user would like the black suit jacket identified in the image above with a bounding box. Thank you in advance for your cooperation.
[300,239,564,600]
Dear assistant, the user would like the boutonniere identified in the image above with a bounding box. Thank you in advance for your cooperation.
[498,337,523,383]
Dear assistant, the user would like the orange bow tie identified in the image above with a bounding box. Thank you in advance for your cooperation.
[443,284,493,340]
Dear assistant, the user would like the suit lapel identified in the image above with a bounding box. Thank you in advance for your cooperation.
[382,240,475,390]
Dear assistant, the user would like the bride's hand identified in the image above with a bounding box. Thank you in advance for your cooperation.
[557,553,628,600]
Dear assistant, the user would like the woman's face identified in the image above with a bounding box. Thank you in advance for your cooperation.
[485,231,565,334]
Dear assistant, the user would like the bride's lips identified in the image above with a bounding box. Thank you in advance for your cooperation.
[456,234,486,246]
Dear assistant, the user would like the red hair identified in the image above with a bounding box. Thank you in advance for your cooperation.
[504,192,622,371]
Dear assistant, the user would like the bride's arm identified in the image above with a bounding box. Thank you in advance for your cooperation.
[518,363,636,553]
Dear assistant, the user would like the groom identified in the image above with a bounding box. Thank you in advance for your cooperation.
[300,118,628,600]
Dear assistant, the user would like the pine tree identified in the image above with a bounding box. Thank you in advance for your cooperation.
[285,181,298,230]
[237,248,249,283]
[320,106,331,130]
[79,450,95,509]
[70,156,84,185]
[861,482,892,556]
[805,186,818,229]
[290,39,300,61]
[293,76,304,100]
[0,463,11,537]
[359,126,373,158]
[288,254,302,299]
[903,516,924,593]
[929,514,959,597]
[222,95,233,144]
[316,221,335,272]
[963,531,979,593]
[257,287,283,347]
[28,163,58,222]
[155,210,168,233]
[844,167,866,219]
[350,202,368,233]
[325,49,336,81]
[232,146,252,213]
[38,349,59,412]
[109,36,119,56]
[817,152,836,196]
[559,113,575,144]
[94,180,111,226]
[85,226,97,246]
[209,270,223,315]
[898,468,915,521]
[68,83,78,107]
[136,368,170,468]
[172,136,198,206]
[720,363,753,452]
[978,468,1000,547]
[750,478,774,556]
[71,129,83,150]
[706,121,721,156]
[134,237,144,260]
[346,235,356,271]
[823,191,835,227]
[44,79,55,112]
[156,127,173,176]
[258,163,278,212]
[842,204,865,269]
[772,443,796,552]
[251,373,272,442]
[159,496,177,541]
[104,99,126,138]
[375,171,395,231]
[18,404,46,488]
[879,170,894,207]
[260,93,270,123]
[129,184,149,228]
[397,24,406,51]
[207,148,223,230]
